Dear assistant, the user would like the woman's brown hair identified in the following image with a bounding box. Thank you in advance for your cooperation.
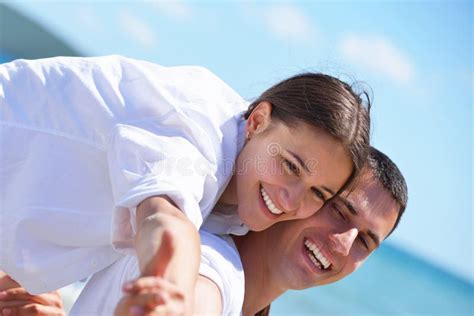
[245,73,371,193]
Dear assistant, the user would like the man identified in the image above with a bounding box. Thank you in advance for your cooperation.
[233,147,407,314]
[0,147,407,315]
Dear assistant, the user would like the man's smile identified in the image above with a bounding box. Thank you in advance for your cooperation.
[303,238,333,272]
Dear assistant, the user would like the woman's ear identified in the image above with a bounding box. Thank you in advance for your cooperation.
[246,101,272,139]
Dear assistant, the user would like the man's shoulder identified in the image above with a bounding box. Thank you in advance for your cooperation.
[199,230,243,279]
[198,231,244,315]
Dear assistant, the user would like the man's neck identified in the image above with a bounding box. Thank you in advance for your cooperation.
[218,174,238,205]
[232,233,286,316]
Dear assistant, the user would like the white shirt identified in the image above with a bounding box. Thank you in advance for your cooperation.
[70,231,245,316]
[0,56,248,294]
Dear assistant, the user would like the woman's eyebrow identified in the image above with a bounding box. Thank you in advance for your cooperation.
[287,150,310,173]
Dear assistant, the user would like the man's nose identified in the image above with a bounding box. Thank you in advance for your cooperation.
[329,228,358,256]
[279,184,305,213]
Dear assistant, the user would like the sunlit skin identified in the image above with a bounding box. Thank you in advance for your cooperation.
[251,169,400,292]
[219,101,354,231]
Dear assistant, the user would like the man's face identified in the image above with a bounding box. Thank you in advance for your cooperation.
[264,169,400,290]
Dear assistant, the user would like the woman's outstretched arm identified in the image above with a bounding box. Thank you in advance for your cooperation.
[134,196,201,314]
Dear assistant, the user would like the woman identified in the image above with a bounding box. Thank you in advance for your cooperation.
[0,56,369,314]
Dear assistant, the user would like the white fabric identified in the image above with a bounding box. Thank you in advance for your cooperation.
[202,203,249,236]
[0,56,248,294]
[70,231,244,316]
[198,232,244,316]
[69,255,140,316]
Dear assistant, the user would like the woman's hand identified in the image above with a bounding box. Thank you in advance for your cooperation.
[115,277,187,316]
[0,272,64,316]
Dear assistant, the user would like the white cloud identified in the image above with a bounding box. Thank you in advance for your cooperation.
[118,11,157,48]
[152,1,193,20]
[263,4,315,43]
[339,34,415,83]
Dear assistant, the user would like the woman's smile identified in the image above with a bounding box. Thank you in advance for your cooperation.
[260,185,284,215]
[258,184,283,220]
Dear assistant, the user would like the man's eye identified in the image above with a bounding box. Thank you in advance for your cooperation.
[358,236,369,250]
[312,187,326,202]
[283,159,300,176]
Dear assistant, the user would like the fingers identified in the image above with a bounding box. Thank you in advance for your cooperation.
[149,302,186,316]
[0,289,35,303]
[0,290,44,307]
[125,292,164,310]
[1,304,64,316]
[0,275,20,292]
[0,290,63,309]
[123,277,183,297]
[37,292,62,309]
[0,300,33,309]
[118,294,185,316]
[0,274,65,316]
[118,278,187,316]
[123,277,161,294]
[143,231,175,278]
[115,295,157,316]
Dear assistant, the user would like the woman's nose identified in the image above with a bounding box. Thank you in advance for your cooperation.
[279,184,305,213]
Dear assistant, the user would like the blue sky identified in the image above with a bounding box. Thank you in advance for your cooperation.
[7,1,473,282]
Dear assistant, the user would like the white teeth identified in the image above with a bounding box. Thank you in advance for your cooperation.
[304,239,331,270]
[260,187,283,215]
[309,252,322,269]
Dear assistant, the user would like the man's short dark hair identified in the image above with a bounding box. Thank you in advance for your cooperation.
[367,147,408,237]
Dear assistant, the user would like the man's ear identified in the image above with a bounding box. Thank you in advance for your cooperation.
[246,101,272,138]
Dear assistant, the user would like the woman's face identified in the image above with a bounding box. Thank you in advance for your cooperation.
[231,102,353,231]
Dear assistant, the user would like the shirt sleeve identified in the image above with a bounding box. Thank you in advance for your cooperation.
[198,231,245,316]
[107,118,217,253]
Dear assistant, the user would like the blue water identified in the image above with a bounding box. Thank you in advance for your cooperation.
[272,243,474,315]
[0,52,15,63]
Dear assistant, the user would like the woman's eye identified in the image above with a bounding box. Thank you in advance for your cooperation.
[312,188,326,202]
[283,159,300,176]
